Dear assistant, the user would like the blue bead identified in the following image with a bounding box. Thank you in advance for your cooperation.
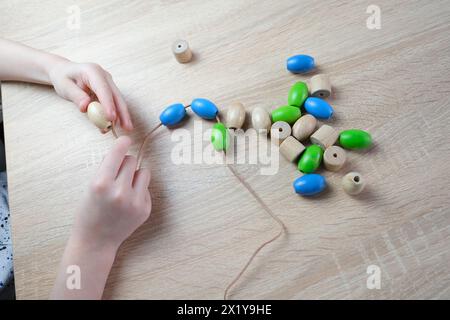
[293,174,326,196]
[286,55,315,73]
[159,103,186,126]
[191,98,218,120]
[304,97,334,120]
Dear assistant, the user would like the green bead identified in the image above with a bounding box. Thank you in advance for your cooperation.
[298,144,323,173]
[271,105,301,125]
[211,123,229,151]
[339,129,372,149]
[288,81,308,107]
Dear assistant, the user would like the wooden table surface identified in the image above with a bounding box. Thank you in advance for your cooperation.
[2,0,450,299]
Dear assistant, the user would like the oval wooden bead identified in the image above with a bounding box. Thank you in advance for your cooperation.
[159,103,186,126]
[211,122,229,151]
[310,124,339,149]
[288,81,308,107]
[279,136,305,162]
[292,114,317,141]
[304,97,334,120]
[342,172,365,195]
[339,129,372,149]
[172,39,193,63]
[323,146,346,172]
[271,105,301,125]
[191,98,218,120]
[225,102,246,129]
[293,174,326,196]
[298,144,323,173]
[270,121,291,145]
[310,74,331,98]
[251,107,271,133]
[87,101,111,131]
[286,54,315,73]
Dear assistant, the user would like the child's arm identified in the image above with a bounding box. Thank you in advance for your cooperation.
[0,38,133,131]
[50,136,151,299]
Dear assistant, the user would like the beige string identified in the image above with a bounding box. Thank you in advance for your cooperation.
[214,114,286,300]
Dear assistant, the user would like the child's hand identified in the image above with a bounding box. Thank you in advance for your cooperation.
[73,136,151,251]
[51,136,151,299]
[48,59,133,131]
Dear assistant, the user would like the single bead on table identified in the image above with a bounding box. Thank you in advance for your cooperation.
[293,174,327,196]
[309,74,332,98]
[323,146,346,172]
[292,114,317,141]
[211,122,230,151]
[159,103,186,126]
[288,81,309,107]
[286,54,315,73]
[172,39,193,63]
[251,107,271,133]
[304,97,334,120]
[270,121,291,145]
[310,124,339,149]
[342,172,366,195]
[271,105,301,125]
[279,136,305,162]
[298,144,323,173]
[191,98,218,120]
[87,101,112,131]
[339,129,372,150]
[225,102,246,129]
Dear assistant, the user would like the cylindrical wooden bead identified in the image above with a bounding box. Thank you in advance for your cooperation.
[172,39,193,63]
[252,107,271,133]
[225,102,246,129]
[292,114,317,141]
[279,136,305,162]
[342,172,366,195]
[87,101,112,131]
[310,124,339,149]
[270,121,291,145]
[310,74,331,98]
[323,146,346,172]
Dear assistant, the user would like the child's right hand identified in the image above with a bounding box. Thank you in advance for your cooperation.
[72,136,152,252]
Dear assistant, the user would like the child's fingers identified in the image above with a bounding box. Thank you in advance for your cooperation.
[87,73,117,122]
[61,79,91,112]
[116,155,137,186]
[98,136,132,181]
[107,78,134,131]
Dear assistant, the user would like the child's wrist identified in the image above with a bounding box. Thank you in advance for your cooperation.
[69,229,120,260]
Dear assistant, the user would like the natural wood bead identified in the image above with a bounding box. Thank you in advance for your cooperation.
[251,107,271,133]
[292,114,317,141]
[323,146,346,171]
[279,136,305,162]
[172,39,193,63]
[87,101,111,131]
[310,124,339,149]
[270,121,291,145]
[225,102,246,129]
[310,74,332,98]
[342,172,366,195]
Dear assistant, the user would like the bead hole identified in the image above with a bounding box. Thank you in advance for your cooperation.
[333,153,337,158]
[353,176,360,183]
[278,128,283,132]
[178,44,182,48]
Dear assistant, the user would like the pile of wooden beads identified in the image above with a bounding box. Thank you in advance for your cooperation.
[87,55,372,196]
[275,54,372,196]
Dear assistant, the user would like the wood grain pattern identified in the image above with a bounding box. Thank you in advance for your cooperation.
[1,0,450,299]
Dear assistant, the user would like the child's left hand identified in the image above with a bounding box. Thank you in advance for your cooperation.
[48,59,134,131]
